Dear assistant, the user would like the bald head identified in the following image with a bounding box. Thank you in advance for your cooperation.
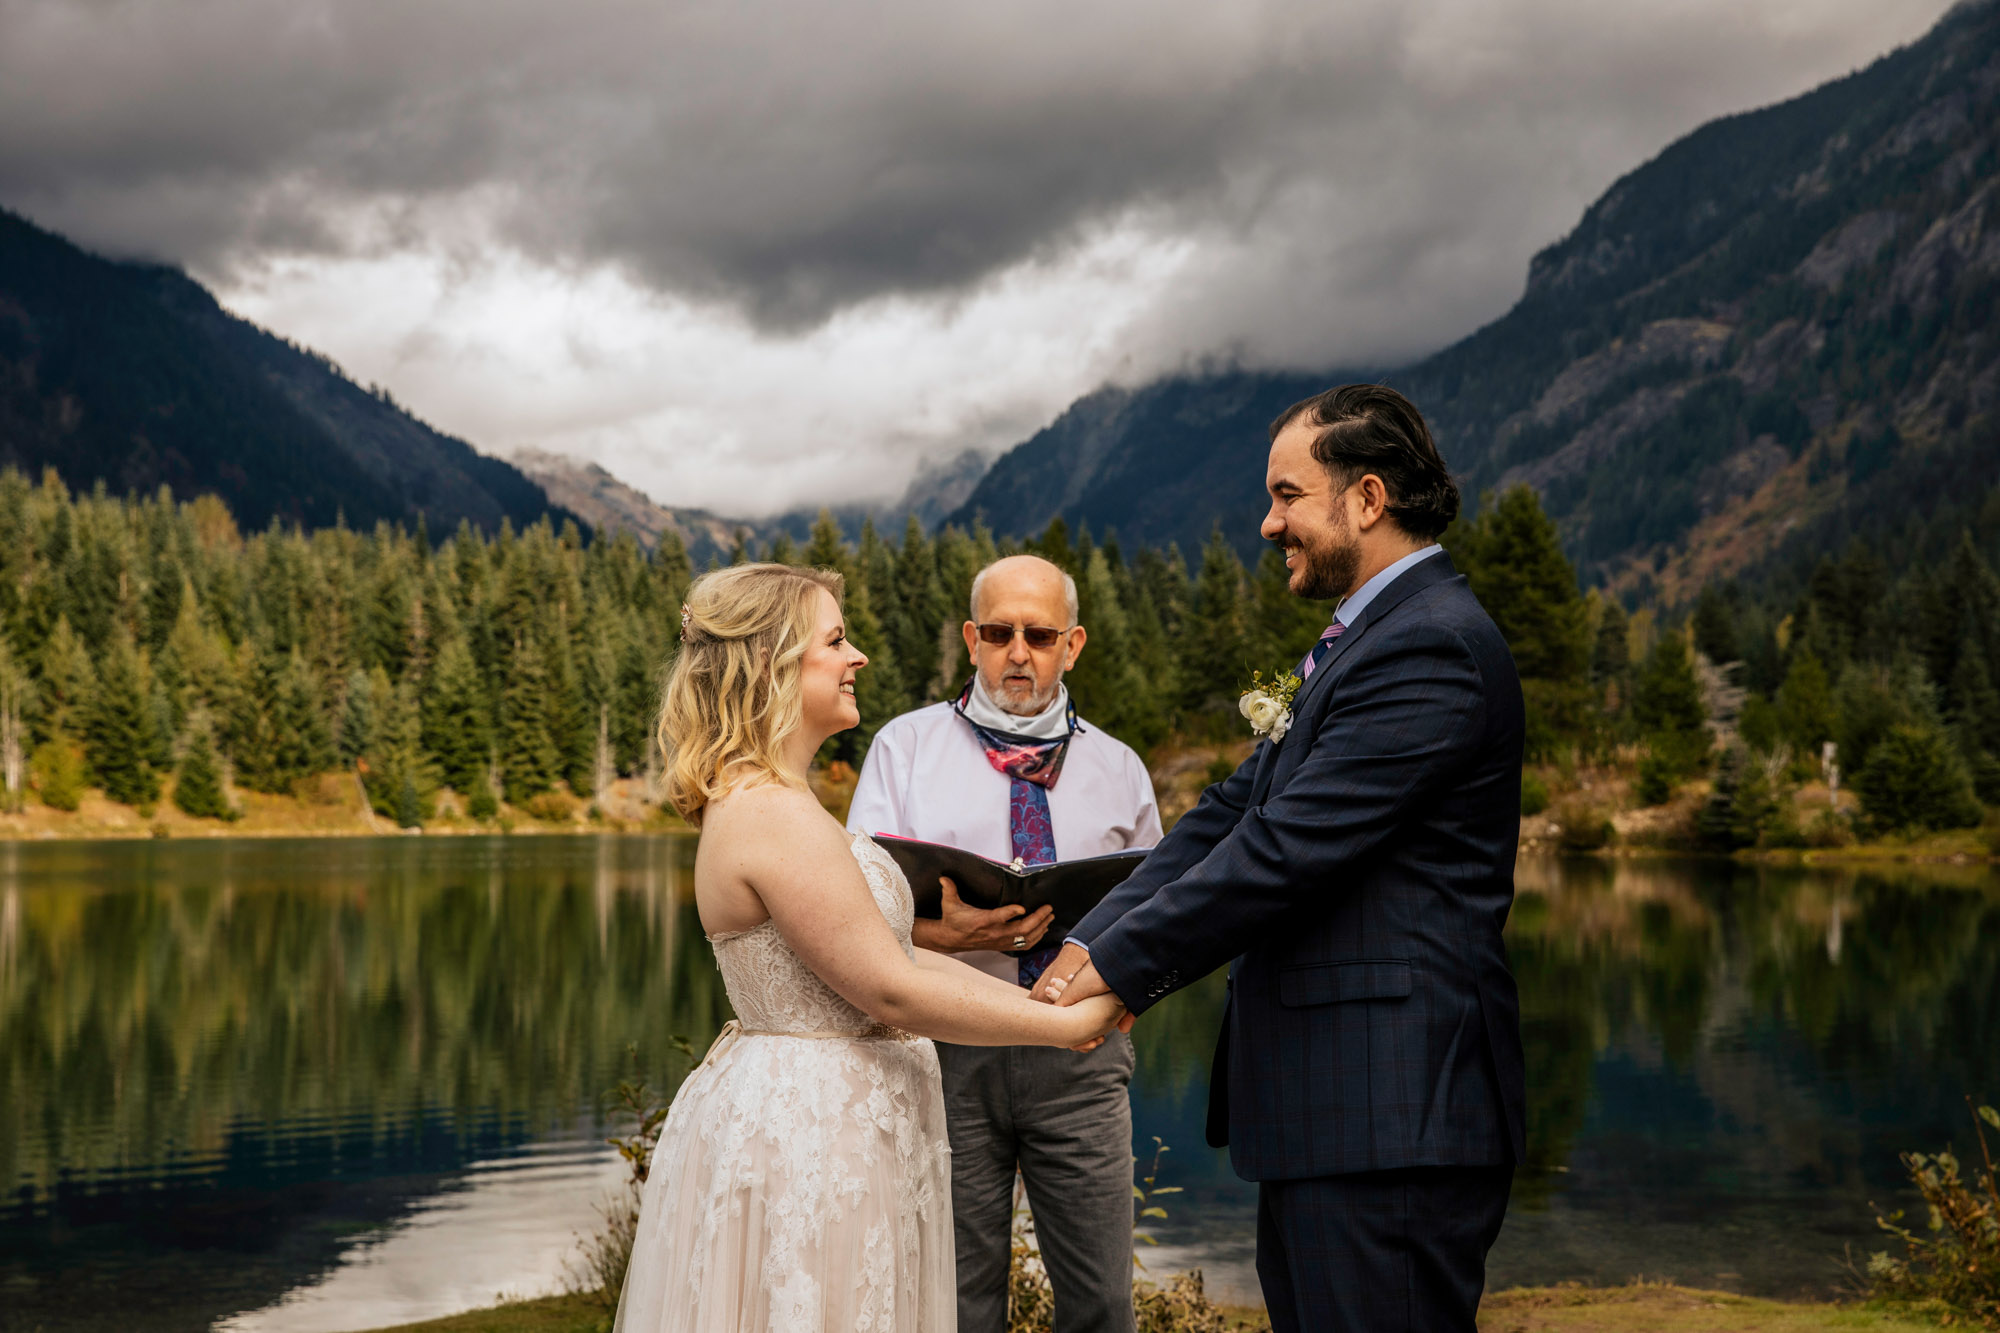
[963,555,1086,716]
[969,554,1079,626]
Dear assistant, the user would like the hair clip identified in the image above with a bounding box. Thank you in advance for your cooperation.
[679,604,692,641]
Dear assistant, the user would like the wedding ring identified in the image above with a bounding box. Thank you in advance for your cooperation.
[1012,935,1027,950]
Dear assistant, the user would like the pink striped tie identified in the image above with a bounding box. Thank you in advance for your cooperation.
[1300,620,1345,681]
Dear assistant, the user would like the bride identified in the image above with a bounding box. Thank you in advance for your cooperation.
[615,563,1126,1333]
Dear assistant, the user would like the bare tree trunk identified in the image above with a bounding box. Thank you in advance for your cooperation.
[0,695,20,811]
[594,705,614,805]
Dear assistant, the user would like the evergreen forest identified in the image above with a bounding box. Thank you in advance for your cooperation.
[1,465,1994,848]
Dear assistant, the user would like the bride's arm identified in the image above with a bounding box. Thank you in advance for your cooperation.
[911,948,1024,996]
[706,788,1122,1049]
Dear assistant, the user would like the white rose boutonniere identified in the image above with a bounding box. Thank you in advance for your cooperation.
[1237,669,1302,742]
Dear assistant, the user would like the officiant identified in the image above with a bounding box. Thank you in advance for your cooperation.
[847,552,1162,1333]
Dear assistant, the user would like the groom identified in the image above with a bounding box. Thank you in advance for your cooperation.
[1038,384,1527,1332]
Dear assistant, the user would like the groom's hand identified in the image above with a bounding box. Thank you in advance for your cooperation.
[1039,957,1137,1035]
[1029,941,1093,1003]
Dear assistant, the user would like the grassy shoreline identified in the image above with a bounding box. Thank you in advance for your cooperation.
[334,1284,1948,1333]
[3,757,1993,871]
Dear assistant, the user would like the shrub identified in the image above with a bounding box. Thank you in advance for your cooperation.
[1553,801,1616,851]
[31,739,86,812]
[1855,724,1983,835]
[1205,755,1236,786]
[394,774,423,829]
[1867,1102,2000,1328]
[1521,772,1551,817]
[568,1039,698,1308]
[172,722,237,821]
[467,774,500,820]
[1806,808,1858,849]
[524,790,579,822]
[1761,801,1808,850]
[1697,746,1774,851]
[1005,1138,1261,1333]
[1636,755,1675,806]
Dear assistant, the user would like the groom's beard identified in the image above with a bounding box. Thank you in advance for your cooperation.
[1287,526,1361,602]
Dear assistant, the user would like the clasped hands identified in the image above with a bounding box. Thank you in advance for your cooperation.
[1031,941,1136,1052]
[919,877,1131,1051]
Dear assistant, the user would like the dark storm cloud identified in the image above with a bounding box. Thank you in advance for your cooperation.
[0,0,1957,340]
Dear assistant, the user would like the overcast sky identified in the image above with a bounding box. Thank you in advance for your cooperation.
[0,0,1958,517]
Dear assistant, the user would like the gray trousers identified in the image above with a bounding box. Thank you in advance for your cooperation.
[937,1032,1137,1333]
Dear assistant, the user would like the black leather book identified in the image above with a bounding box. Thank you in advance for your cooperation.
[869,834,1150,950]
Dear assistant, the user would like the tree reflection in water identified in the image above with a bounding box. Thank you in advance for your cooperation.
[1124,854,2000,1300]
[0,836,727,1333]
[2,841,1995,1323]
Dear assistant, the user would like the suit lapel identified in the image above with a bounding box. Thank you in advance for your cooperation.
[1270,550,1459,756]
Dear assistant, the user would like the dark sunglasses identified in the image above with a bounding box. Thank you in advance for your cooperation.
[973,622,1070,650]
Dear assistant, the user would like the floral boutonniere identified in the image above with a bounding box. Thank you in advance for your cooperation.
[1238,668,1302,742]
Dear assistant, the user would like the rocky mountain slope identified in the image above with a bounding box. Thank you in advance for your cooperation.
[951,0,2000,596]
[0,208,571,535]
[515,443,991,557]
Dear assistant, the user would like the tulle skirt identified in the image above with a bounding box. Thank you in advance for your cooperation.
[614,1024,955,1332]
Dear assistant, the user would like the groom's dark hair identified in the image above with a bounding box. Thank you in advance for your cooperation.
[1269,384,1460,539]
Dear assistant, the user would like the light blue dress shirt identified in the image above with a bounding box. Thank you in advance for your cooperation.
[1333,543,1443,628]
[1062,543,1447,961]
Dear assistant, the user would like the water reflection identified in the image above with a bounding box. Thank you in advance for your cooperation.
[3,842,1996,1328]
[0,837,722,1333]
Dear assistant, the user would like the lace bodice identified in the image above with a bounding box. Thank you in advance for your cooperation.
[708,832,915,1036]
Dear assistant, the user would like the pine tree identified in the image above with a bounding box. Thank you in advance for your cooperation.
[173,714,235,820]
[38,615,95,740]
[1690,584,1741,665]
[1632,632,1709,772]
[1455,486,1590,683]
[339,668,376,763]
[361,668,433,823]
[894,515,949,702]
[84,634,160,806]
[1777,651,1837,754]
[1065,547,1159,749]
[805,511,846,572]
[838,565,905,761]
[1698,745,1773,849]
[1854,723,1983,833]
[1592,598,1630,689]
[613,630,658,774]
[271,649,335,783]
[500,635,562,802]
[0,636,33,809]
[1947,650,2000,801]
[1184,527,1249,715]
[422,637,494,792]
[31,734,86,811]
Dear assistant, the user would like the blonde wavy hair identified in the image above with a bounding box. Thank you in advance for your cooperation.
[656,562,846,825]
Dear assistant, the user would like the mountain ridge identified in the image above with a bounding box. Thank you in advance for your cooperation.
[0,207,574,536]
[949,0,2000,597]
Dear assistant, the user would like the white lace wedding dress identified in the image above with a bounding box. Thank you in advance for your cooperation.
[614,832,954,1332]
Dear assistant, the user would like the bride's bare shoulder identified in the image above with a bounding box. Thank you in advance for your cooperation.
[704,780,841,847]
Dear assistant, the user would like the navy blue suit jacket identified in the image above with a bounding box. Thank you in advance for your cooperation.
[1072,552,1527,1182]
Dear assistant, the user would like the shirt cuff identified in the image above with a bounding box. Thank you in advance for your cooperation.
[1062,936,1090,953]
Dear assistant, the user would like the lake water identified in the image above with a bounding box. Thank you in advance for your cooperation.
[2,837,1996,1329]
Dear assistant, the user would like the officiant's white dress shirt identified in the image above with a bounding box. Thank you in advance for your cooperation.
[847,686,1163,982]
